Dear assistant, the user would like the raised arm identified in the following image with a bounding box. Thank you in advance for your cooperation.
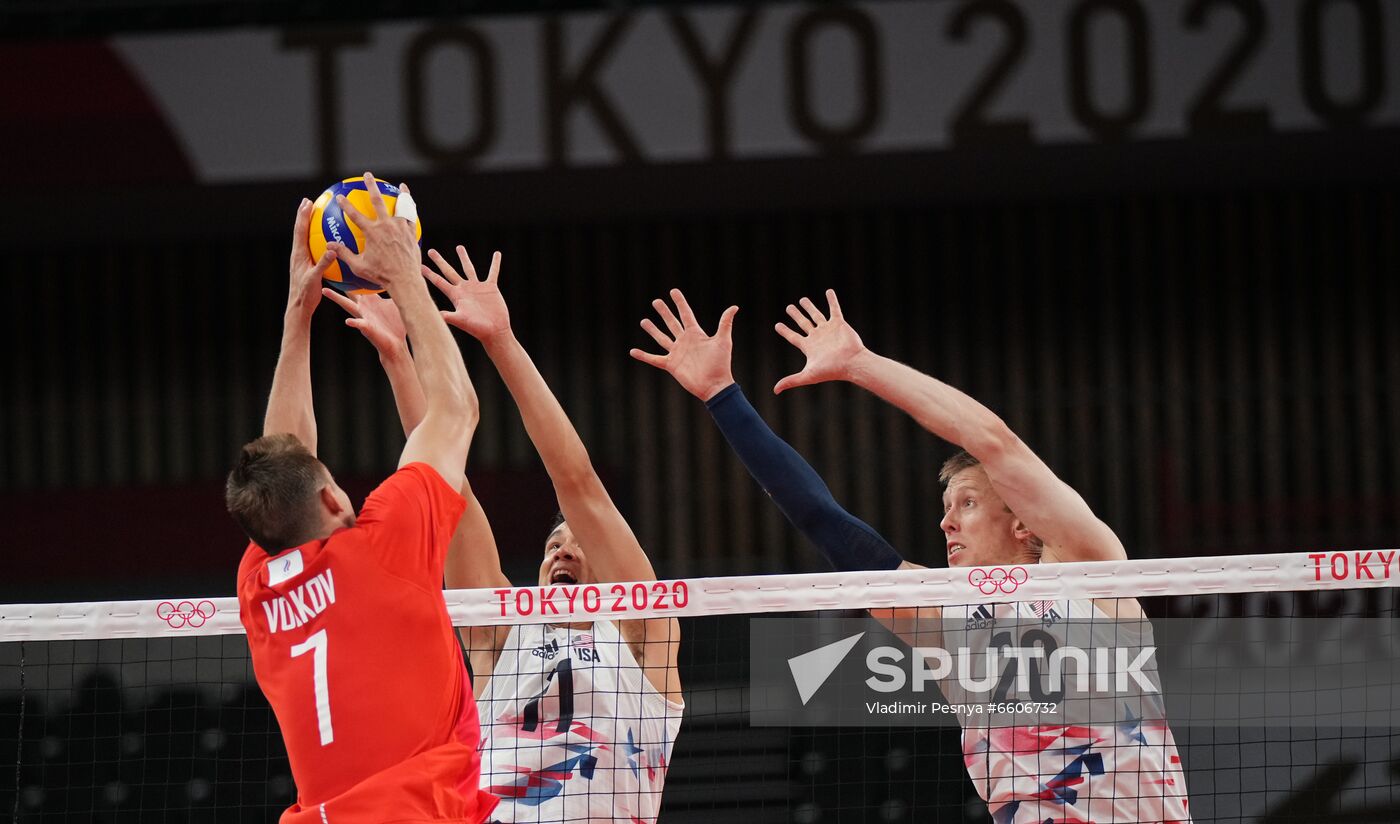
[426,249,680,699]
[327,175,477,491]
[445,482,512,694]
[322,289,426,437]
[773,290,1125,565]
[263,197,339,452]
[631,289,904,572]
[324,275,510,688]
[426,248,654,584]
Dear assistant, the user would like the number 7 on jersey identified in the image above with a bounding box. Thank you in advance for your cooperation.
[290,629,334,745]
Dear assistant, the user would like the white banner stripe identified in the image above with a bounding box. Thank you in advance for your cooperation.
[2,550,1397,642]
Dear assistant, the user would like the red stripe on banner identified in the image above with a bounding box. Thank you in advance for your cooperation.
[0,42,194,183]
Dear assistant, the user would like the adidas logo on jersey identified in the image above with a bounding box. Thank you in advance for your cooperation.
[531,639,562,660]
[965,605,996,630]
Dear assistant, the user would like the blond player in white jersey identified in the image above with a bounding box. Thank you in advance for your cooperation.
[326,250,682,824]
[633,289,1189,823]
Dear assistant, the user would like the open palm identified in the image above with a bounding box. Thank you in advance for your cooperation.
[774,290,866,394]
[630,289,738,402]
[422,246,510,342]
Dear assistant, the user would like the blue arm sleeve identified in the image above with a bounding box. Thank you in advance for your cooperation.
[705,383,904,571]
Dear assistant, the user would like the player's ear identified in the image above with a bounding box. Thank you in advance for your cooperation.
[319,485,344,516]
[1011,518,1036,544]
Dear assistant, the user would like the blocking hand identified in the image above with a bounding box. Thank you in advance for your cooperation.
[773,290,867,394]
[630,289,738,403]
[423,246,510,343]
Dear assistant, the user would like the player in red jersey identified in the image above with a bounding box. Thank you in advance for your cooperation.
[225,175,498,824]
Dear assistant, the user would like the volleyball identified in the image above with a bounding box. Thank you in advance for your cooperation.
[309,176,423,295]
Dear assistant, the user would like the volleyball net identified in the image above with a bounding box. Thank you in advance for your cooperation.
[3,550,1399,822]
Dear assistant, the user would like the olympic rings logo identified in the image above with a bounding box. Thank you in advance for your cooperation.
[967,567,1029,595]
[156,600,216,629]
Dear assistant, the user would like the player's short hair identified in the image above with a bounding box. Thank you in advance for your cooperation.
[543,510,568,549]
[937,450,1044,554]
[938,450,982,485]
[225,434,326,554]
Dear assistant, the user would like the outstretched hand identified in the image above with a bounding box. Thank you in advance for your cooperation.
[773,289,867,394]
[630,289,738,402]
[422,246,510,343]
[289,197,337,316]
[322,288,409,356]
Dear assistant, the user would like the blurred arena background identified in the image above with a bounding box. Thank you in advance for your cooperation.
[3,0,1400,820]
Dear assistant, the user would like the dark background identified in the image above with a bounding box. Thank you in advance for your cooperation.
[6,186,1400,602]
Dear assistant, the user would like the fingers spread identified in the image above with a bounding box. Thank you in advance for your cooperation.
[774,372,805,395]
[456,245,479,281]
[785,304,814,333]
[775,321,805,347]
[421,264,453,294]
[825,289,843,319]
[671,288,699,328]
[653,298,685,337]
[427,249,463,284]
[717,305,739,337]
[799,296,825,325]
[629,348,668,369]
[640,317,674,351]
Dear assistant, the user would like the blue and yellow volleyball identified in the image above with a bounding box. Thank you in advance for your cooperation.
[309,177,423,295]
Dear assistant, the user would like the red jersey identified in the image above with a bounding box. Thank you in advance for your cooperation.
[237,463,498,824]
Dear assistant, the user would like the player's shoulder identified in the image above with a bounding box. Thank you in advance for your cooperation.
[236,542,271,594]
[349,466,441,528]
[361,463,461,513]
[387,461,455,492]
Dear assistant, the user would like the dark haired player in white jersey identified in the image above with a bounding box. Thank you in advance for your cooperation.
[632,289,1190,824]
[329,250,682,824]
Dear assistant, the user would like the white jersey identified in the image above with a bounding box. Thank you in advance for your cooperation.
[947,599,1192,824]
[477,620,684,823]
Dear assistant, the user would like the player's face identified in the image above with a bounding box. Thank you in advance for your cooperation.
[539,522,590,587]
[939,467,1020,568]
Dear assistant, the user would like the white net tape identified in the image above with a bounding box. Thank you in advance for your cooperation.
[3,549,1396,640]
